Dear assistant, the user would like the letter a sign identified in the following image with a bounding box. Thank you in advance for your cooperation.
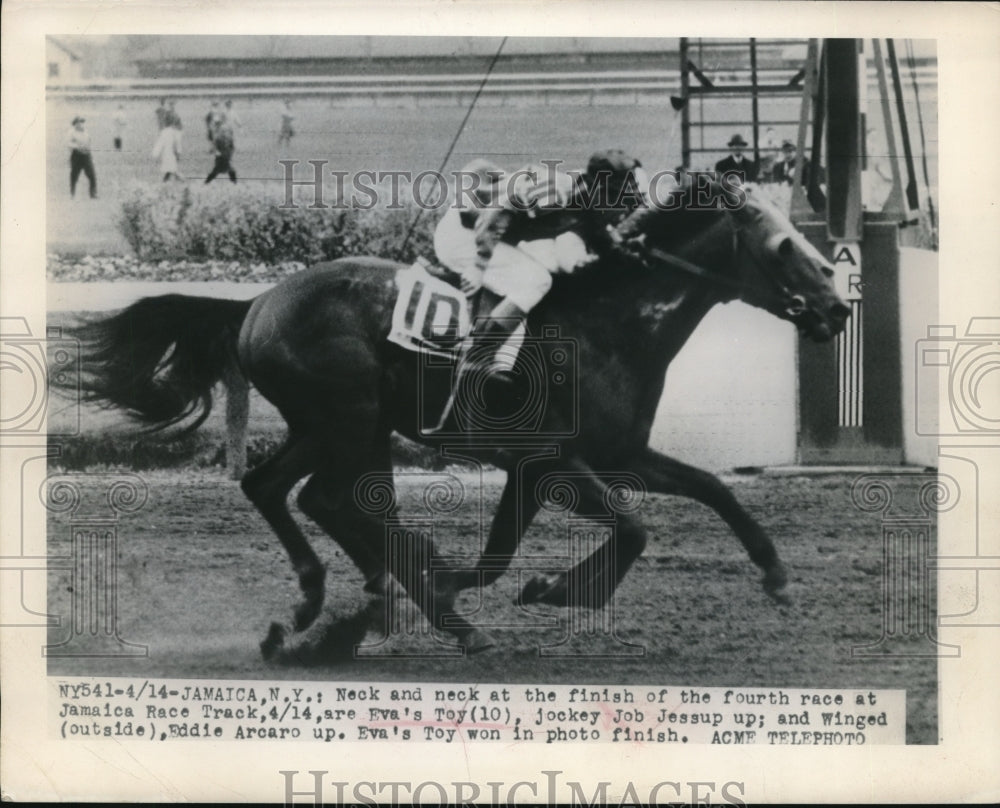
[832,241,863,302]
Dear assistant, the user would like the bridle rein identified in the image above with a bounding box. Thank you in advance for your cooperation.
[627,204,812,320]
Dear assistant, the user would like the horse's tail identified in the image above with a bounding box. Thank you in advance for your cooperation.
[61,294,254,433]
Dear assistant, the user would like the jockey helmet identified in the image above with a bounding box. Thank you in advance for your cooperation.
[461,158,505,207]
[584,149,648,220]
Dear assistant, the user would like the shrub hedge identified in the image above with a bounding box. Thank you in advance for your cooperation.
[117,182,436,265]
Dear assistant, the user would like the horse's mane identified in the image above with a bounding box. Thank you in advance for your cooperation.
[548,181,736,302]
[640,180,744,251]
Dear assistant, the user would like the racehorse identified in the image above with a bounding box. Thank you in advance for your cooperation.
[64,185,849,657]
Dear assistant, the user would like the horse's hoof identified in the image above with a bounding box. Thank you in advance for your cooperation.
[460,628,496,654]
[762,565,790,605]
[520,573,567,607]
[260,622,287,661]
[767,588,792,606]
[293,599,322,632]
[363,573,390,596]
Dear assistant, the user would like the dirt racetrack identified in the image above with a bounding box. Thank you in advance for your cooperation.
[46,466,938,743]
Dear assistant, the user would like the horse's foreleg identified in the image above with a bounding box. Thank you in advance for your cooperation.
[629,447,788,602]
[521,459,648,609]
[240,436,325,633]
[439,464,547,596]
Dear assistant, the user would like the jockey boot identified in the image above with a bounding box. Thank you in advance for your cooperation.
[430,298,527,435]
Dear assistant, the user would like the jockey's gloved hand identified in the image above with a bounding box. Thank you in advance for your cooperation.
[614,233,648,263]
[624,233,647,251]
[606,239,650,270]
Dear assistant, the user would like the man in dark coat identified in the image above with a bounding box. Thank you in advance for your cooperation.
[205,123,237,184]
[68,116,98,198]
[771,139,809,186]
[715,133,758,183]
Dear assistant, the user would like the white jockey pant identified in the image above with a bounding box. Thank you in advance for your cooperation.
[434,207,589,313]
[482,232,588,312]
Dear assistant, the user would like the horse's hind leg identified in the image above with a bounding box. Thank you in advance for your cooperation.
[298,450,494,652]
[240,434,326,631]
[630,447,788,602]
[295,434,394,594]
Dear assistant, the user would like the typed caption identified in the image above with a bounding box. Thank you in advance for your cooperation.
[53,678,905,745]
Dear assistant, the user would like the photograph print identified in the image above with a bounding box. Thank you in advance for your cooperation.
[38,33,948,740]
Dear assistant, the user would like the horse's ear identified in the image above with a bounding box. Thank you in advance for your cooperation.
[730,191,762,224]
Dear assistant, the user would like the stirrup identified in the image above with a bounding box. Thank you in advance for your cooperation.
[429,388,461,435]
[428,358,513,435]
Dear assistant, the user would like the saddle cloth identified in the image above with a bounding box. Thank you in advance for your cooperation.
[388,259,522,367]
[387,259,472,358]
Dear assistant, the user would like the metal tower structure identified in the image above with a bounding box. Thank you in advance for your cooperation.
[678,38,932,464]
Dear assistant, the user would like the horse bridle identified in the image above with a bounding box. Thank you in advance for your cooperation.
[629,210,810,320]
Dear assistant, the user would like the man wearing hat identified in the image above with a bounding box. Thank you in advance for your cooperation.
[771,139,809,186]
[68,116,97,199]
[715,133,758,184]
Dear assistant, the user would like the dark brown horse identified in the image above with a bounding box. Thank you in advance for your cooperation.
[66,186,849,656]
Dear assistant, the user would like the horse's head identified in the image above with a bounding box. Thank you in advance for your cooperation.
[730,189,850,341]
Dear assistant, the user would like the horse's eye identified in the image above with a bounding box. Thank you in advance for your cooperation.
[821,264,835,279]
[766,233,794,258]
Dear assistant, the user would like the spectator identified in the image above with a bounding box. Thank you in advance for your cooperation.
[715,133,758,183]
[68,116,97,199]
[278,99,295,147]
[152,116,183,182]
[759,127,778,177]
[862,126,893,211]
[771,139,809,186]
[224,99,242,131]
[165,99,181,129]
[155,97,168,130]
[112,103,127,151]
[205,122,237,184]
[205,100,224,145]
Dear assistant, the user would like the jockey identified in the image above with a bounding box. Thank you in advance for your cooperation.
[433,158,506,294]
[432,149,647,432]
[472,149,648,367]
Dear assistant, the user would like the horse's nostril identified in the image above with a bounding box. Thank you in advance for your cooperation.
[785,294,807,318]
[830,302,851,323]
